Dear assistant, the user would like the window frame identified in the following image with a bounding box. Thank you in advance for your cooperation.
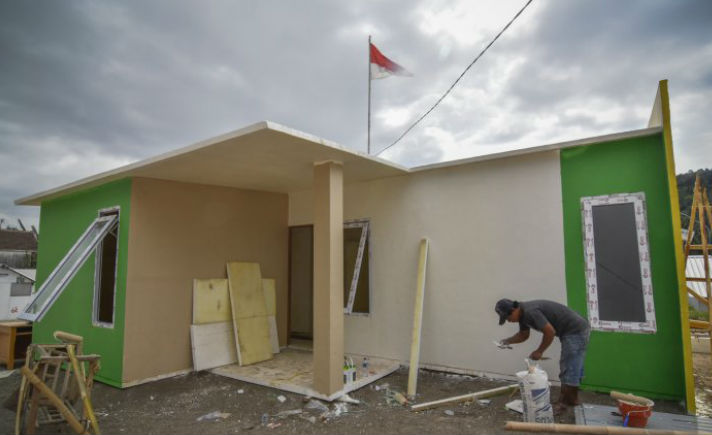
[92,206,120,328]
[343,219,370,315]
[18,214,118,322]
[581,192,656,333]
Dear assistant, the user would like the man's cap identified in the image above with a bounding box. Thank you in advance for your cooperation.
[495,298,516,325]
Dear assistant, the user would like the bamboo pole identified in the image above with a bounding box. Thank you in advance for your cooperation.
[15,344,36,435]
[20,367,88,435]
[702,189,712,354]
[67,344,100,434]
[689,319,711,331]
[411,384,518,411]
[504,421,712,435]
[688,287,709,306]
[684,177,700,258]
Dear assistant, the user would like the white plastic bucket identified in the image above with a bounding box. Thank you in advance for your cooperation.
[516,363,554,423]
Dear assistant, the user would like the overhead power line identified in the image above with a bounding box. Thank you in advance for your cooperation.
[376,0,535,156]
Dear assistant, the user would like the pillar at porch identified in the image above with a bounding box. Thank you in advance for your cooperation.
[312,160,344,396]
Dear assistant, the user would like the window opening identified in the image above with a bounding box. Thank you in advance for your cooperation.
[94,207,119,326]
[18,214,118,322]
[581,192,656,333]
[344,219,370,314]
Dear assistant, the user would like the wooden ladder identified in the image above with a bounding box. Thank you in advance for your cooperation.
[683,175,712,353]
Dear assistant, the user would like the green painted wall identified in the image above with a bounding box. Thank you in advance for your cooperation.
[34,179,132,387]
[561,134,685,400]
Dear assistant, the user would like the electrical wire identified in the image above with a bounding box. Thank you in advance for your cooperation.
[376,0,535,156]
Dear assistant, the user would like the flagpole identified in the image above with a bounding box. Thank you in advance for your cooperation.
[367,35,372,155]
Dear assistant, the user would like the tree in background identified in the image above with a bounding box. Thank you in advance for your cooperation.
[677,169,712,246]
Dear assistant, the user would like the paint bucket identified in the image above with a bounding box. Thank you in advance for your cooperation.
[617,399,654,428]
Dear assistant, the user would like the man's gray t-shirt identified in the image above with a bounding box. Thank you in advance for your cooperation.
[518,300,588,337]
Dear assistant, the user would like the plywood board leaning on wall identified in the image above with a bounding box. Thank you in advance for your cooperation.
[190,321,238,371]
[226,262,273,365]
[262,278,280,354]
[193,279,231,324]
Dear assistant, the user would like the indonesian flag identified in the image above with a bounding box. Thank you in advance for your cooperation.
[370,43,412,79]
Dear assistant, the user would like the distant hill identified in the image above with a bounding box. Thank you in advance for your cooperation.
[677,169,712,245]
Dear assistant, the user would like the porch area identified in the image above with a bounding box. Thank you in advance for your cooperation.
[211,347,400,401]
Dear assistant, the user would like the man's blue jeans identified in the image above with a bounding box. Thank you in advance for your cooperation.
[559,329,590,386]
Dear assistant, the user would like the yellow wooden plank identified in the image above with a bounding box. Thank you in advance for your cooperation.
[234,316,273,365]
[262,279,276,317]
[192,279,231,324]
[226,262,273,365]
[407,238,429,399]
[657,79,696,413]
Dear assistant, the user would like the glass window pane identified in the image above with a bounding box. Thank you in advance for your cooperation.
[20,215,117,321]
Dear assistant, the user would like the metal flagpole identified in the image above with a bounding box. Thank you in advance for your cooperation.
[367,35,372,155]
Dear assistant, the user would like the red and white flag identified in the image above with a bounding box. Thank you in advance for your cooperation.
[370,43,412,79]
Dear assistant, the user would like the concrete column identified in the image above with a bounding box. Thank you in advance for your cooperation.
[312,161,344,396]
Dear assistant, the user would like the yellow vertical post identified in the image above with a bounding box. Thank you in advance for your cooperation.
[655,79,696,414]
[407,238,429,399]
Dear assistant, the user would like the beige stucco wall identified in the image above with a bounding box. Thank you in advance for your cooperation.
[124,178,288,384]
[289,150,568,380]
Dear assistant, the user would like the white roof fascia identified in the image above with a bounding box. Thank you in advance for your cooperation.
[409,127,663,173]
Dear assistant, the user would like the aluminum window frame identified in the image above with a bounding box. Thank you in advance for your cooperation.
[581,192,656,333]
[18,214,118,322]
[343,219,370,315]
[92,206,120,328]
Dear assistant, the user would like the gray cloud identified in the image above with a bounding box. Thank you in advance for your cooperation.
[1,0,711,230]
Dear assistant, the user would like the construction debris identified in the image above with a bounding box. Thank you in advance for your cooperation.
[338,393,361,404]
[277,395,287,403]
[273,409,302,418]
[197,411,231,421]
[385,389,409,406]
[444,410,455,416]
[304,399,329,413]
[505,399,524,414]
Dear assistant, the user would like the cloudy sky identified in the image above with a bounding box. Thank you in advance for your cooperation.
[1,1,711,231]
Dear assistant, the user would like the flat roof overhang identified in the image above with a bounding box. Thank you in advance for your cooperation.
[15,121,409,205]
[15,119,663,206]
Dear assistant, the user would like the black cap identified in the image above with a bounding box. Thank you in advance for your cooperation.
[495,298,516,325]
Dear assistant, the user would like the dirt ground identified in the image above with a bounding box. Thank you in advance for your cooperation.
[0,365,692,435]
[694,352,712,417]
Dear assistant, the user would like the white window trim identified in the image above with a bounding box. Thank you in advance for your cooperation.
[18,214,118,322]
[344,219,370,315]
[581,192,656,333]
[92,206,120,328]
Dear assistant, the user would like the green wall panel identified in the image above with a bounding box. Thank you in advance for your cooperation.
[34,178,132,387]
[561,134,685,400]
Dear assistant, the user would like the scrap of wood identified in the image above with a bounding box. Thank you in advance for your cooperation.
[226,262,273,366]
[609,391,654,406]
[407,238,429,399]
[190,322,238,371]
[504,421,711,435]
[410,384,518,411]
